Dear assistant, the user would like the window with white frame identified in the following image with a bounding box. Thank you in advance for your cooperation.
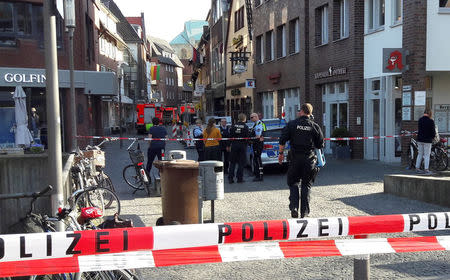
[256,35,264,64]
[392,0,402,24]
[265,30,274,61]
[340,0,349,38]
[276,24,286,58]
[367,0,385,31]
[289,18,300,54]
[316,5,329,45]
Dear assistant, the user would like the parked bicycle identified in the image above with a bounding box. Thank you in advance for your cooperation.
[2,186,137,280]
[122,139,152,196]
[408,135,448,171]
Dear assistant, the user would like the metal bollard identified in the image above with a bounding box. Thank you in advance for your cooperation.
[354,234,370,280]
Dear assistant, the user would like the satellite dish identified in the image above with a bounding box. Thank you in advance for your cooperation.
[233,64,247,73]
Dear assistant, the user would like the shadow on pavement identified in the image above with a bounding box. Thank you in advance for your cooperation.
[336,193,449,216]
[374,260,450,278]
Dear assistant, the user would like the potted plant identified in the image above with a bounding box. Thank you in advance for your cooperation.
[331,127,351,159]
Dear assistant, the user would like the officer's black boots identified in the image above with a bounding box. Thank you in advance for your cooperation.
[291,209,299,218]
[229,178,234,184]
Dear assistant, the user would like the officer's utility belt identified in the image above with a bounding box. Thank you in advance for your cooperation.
[290,149,315,158]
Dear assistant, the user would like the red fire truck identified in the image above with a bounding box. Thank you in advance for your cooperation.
[136,104,178,133]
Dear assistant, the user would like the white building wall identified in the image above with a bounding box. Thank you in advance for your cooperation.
[363,0,403,162]
[427,0,450,71]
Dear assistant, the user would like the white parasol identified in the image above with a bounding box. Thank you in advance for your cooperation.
[13,86,33,146]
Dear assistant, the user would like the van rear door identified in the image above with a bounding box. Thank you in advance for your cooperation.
[144,107,155,123]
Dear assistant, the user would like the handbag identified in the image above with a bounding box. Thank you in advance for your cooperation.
[315,148,326,167]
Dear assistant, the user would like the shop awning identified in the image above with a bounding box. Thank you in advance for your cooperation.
[0,67,118,96]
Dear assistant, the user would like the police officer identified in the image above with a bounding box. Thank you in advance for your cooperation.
[278,103,324,218]
[250,113,266,181]
[228,113,250,183]
[193,119,205,161]
[219,118,231,174]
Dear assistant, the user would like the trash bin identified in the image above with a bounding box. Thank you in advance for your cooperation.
[167,150,186,160]
[153,160,199,225]
[198,161,224,223]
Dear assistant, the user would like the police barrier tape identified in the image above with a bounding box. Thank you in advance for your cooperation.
[1,212,450,277]
[1,234,450,277]
[76,133,418,142]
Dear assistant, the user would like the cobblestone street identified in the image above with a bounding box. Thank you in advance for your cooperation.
[102,136,450,280]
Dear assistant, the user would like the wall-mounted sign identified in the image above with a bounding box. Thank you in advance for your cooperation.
[402,85,412,91]
[233,64,247,74]
[402,92,412,106]
[268,73,281,84]
[194,85,205,97]
[245,79,255,88]
[383,48,407,73]
[232,35,244,47]
[231,88,241,96]
[414,91,426,106]
[4,73,46,84]
[314,67,347,79]
[402,107,411,121]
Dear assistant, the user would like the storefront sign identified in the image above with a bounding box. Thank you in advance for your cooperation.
[402,85,412,91]
[414,91,426,106]
[436,104,450,110]
[245,79,255,89]
[194,85,205,97]
[314,67,347,79]
[383,48,407,73]
[402,107,411,121]
[4,73,46,84]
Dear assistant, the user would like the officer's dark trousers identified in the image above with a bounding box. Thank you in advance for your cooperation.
[221,149,230,173]
[147,148,163,174]
[252,143,263,178]
[229,143,246,180]
[287,154,315,217]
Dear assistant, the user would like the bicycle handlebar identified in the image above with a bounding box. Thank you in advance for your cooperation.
[0,185,53,200]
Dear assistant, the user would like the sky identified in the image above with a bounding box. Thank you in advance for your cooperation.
[114,0,211,42]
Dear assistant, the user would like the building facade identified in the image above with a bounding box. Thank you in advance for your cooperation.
[0,0,116,151]
[252,0,308,122]
[225,0,255,121]
[309,0,364,159]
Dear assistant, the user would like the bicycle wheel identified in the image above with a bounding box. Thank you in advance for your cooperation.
[432,148,449,171]
[106,269,140,280]
[95,173,116,209]
[74,187,121,226]
[123,164,145,190]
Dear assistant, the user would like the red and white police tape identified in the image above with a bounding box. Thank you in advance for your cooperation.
[77,133,417,142]
[1,212,450,277]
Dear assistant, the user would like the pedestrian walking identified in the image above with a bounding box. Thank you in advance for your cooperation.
[193,119,205,161]
[278,103,324,218]
[203,118,222,161]
[228,113,250,184]
[415,108,436,175]
[30,107,40,139]
[219,118,231,174]
[250,112,265,181]
[146,117,168,178]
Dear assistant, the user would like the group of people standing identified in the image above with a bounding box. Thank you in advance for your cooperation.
[193,113,266,184]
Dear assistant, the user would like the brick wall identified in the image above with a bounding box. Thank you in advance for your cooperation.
[308,0,364,159]
[400,0,428,164]
[252,0,307,117]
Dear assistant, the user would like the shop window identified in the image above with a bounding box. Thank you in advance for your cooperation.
[289,18,300,54]
[276,24,286,58]
[0,3,13,33]
[328,83,336,94]
[16,3,32,36]
[371,79,381,91]
[392,0,402,24]
[337,82,346,93]
[339,103,348,127]
[315,5,329,45]
[367,0,385,32]
[265,30,274,61]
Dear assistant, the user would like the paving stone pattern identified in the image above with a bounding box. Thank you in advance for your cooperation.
[103,135,450,280]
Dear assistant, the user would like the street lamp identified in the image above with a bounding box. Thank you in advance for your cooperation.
[64,0,76,151]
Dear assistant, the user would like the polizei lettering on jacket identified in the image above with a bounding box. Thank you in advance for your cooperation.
[296,125,312,131]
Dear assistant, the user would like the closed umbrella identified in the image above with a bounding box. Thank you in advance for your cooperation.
[13,86,33,146]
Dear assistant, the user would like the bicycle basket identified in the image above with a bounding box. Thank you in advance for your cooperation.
[129,149,145,164]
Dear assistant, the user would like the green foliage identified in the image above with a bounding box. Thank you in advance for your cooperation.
[331,127,350,146]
